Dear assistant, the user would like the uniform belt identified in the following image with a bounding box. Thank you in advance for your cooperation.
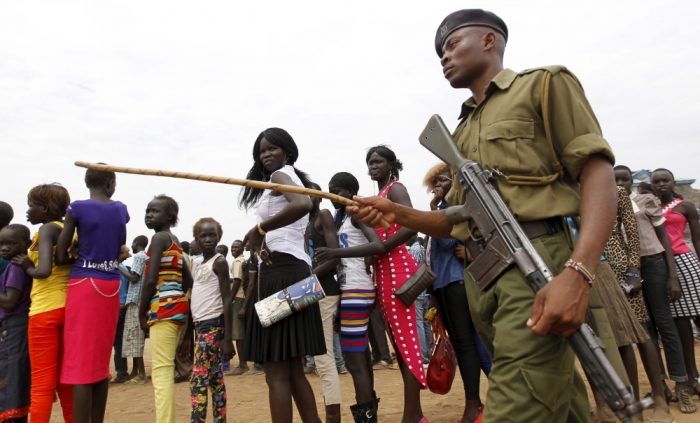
[465,217,565,261]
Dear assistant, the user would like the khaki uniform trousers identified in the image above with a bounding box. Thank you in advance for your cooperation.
[465,230,591,423]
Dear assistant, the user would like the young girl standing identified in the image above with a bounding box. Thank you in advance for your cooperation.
[56,168,130,423]
[11,184,74,423]
[314,172,385,423]
[140,195,192,423]
[0,224,33,422]
[651,168,700,411]
[180,217,234,423]
[239,127,324,423]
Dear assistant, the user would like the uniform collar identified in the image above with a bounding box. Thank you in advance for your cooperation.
[459,68,518,119]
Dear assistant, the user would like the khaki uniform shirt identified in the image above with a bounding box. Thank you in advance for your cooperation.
[230,255,246,298]
[445,66,615,240]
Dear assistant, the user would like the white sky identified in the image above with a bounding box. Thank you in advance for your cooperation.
[2,0,699,254]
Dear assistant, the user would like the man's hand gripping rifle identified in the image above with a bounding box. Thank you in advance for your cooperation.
[419,114,652,422]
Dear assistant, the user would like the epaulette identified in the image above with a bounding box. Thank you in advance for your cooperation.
[519,65,569,76]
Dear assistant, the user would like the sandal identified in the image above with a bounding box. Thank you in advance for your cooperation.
[644,395,676,423]
[123,378,147,385]
[677,388,697,414]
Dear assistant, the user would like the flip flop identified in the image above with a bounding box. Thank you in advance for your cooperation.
[124,378,147,386]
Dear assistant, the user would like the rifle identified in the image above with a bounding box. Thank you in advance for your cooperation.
[418,114,652,422]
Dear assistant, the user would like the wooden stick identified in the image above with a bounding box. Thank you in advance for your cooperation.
[74,161,390,229]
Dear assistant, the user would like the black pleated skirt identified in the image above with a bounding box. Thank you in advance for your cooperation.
[245,252,326,362]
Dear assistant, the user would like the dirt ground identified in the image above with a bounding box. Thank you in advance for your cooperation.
[51,342,699,422]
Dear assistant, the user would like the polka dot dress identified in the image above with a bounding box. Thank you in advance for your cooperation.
[374,181,426,388]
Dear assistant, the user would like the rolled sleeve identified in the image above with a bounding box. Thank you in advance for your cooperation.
[232,260,244,280]
[644,196,666,227]
[548,71,615,180]
[561,133,615,181]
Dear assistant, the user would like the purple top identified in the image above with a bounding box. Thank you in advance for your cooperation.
[0,263,32,322]
[68,200,130,280]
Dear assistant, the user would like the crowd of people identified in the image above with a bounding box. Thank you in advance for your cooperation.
[1,7,700,423]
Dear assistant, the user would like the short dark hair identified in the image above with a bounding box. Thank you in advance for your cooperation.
[180,241,190,253]
[133,235,149,248]
[0,201,13,228]
[153,195,180,227]
[329,172,360,196]
[85,164,116,189]
[3,224,31,243]
[193,217,223,238]
[613,165,632,175]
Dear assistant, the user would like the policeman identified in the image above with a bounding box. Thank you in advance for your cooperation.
[349,9,618,423]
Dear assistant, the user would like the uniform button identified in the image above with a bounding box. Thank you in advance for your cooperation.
[474,114,479,120]
[472,147,477,152]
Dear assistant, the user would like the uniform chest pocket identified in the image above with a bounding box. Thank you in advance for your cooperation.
[486,118,542,176]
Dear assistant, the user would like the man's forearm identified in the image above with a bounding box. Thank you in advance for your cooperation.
[572,155,617,273]
[391,205,453,239]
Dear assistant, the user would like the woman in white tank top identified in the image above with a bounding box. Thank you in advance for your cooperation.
[239,128,325,423]
[314,172,385,420]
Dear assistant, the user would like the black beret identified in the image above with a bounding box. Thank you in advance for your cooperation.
[435,9,508,58]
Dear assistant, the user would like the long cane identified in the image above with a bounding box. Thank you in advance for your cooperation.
[74,161,390,229]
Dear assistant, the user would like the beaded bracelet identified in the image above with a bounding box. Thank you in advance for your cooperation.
[564,259,595,286]
[625,272,640,279]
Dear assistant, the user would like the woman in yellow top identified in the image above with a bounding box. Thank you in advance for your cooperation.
[12,183,75,423]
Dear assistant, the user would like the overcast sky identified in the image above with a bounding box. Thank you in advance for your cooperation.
[2,0,699,255]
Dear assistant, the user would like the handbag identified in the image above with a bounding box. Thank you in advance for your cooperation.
[394,263,437,306]
[253,238,326,328]
[427,314,458,395]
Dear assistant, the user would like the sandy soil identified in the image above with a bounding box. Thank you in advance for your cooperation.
[50,341,699,422]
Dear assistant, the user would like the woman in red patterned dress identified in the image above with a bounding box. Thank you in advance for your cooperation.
[366,145,428,423]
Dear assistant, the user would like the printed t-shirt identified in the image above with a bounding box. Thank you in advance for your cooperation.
[68,200,130,280]
[0,263,32,322]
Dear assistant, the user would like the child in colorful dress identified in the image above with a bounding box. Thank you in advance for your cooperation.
[12,184,74,423]
[56,168,130,423]
[0,224,33,423]
[180,218,234,423]
[140,195,192,423]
